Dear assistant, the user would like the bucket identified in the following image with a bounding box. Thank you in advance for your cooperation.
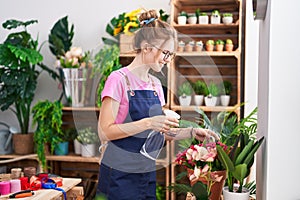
[0,122,13,155]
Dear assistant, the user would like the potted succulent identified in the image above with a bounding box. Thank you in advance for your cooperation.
[192,80,207,106]
[178,81,193,106]
[198,12,209,24]
[178,11,188,25]
[0,19,57,155]
[185,40,195,52]
[222,13,234,24]
[195,41,204,52]
[77,127,100,157]
[220,80,232,106]
[204,82,219,106]
[187,13,197,24]
[32,100,64,171]
[215,39,225,52]
[205,40,215,52]
[210,10,221,24]
[177,40,185,52]
[225,39,234,52]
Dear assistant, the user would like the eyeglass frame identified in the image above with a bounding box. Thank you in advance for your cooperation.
[148,44,176,61]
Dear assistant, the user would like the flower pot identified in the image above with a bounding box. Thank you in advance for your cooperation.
[216,44,224,52]
[220,95,230,106]
[222,186,250,200]
[225,44,234,52]
[206,44,214,52]
[204,96,218,106]
[55,141,69,155]
[12,133,34,155]
[194,95,204,106]
[74,139,81,155]
[185,45,194,52]
[81,143,96,157]
[188,16,197,24]
[178,16,187,25]
[179,95,192,106]
[222,16,233,24]
[198,16,209,24]
[210,15,221,24]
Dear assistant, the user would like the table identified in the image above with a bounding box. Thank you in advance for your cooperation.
[0,178,82,200]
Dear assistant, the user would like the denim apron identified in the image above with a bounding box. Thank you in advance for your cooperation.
[97,71,165,200]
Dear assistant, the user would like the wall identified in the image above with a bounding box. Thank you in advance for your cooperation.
[256,0,300,199]
[0,0,170,131]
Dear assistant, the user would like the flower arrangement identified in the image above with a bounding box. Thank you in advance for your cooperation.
[102,8,142,45]
[76,127,99,145]
[175,139,229,199]
[58,47,91,68]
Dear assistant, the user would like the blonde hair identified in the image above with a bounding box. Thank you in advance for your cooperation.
[133,9,177,52]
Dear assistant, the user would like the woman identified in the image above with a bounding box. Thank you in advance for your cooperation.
[97,9,218,200]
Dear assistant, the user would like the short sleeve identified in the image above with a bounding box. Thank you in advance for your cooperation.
[101,70,125,103]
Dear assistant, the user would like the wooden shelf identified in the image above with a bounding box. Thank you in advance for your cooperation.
[171,105,239,112]
[46,155,100,163]
[173,23,239,29]
[176,50,239,57]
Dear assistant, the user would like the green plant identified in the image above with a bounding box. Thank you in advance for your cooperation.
[226,39,233,44]
[77,127,99,144]
[48,16,74,59]
[211,10,220,16]
[223,13,233,17]
[206,40,214,45]
[195,9,201,18]
[159,9,170,22]
[178,81,193,96]
[200,12,208,16]
[215,39,225,45]
[179,11,188,17]
[32,100,64,170]
[207,82,219,96]
[221,80,232,95]
[0,19,56,134]
[91,44,122,107]
[192,80,207,95]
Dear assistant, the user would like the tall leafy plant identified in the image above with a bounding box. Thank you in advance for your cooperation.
[0,19,55,134]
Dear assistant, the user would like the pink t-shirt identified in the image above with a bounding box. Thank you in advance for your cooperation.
[101,67,165,124]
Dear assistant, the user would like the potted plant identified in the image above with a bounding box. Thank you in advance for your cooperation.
[77,127,100,157]
[192,80,207,106]
[32,100,64,171]
[178,11,188,25]
[177,40,185,52]
[220,80,232,106]
[222,13,233,25]
[204,82,219,106]
[187,13,197,24]
[185,40,195,52]
[0,19,57,155]
[225,39,234,52]
[178,81,193,106]
[205,40,214,51]
[195,41,204,52]
[210,10,221,24]
[215,39,225,52]
[199,12,209,24]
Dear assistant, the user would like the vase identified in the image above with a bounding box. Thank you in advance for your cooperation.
[220,95,230,106]
[222,186,250,200]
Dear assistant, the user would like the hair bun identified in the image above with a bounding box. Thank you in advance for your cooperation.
[139,10,158,25]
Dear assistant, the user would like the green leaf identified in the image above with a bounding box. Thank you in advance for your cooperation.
[217,145,235,172]
[192,182,209,199]
[232,164,248,184]
[235,140,254,165]
[7,44,43,64]
[243,137,264,166]
[105,24,115,36]
[2,19,38,30]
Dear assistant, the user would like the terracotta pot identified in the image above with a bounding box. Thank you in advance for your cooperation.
[206,44,214,52]
[225,44,234,52]
[216,44,224,52]
[12,133,34,155]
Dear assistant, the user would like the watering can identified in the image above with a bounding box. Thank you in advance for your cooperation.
[0,122,17,154]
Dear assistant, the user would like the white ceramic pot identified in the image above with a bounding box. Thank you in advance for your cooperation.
[222,16,233,24]
[177,16,187,25]
[210,15,221,24]
[204,96,218,106]
[179,95,191,106]
[194,95,204,106]
[220,95,230,106]
[73,139,81,155]
[222,186,250,200]
[187,16,197,24]
[198,16,209,24]
[81,143,96,157]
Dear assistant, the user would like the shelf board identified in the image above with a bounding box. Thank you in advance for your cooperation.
[119,53,136,57]
[46,155,100,163]
[174,0,239,5]
[173,23,238,29]
[176,50,239,57]
[171,105,238,112]
[62,107,100,111]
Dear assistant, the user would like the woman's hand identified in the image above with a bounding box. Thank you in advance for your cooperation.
[192,128,220,142]
[148,115,179,133]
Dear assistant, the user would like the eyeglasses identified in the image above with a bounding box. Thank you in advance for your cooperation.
[149,44,176,61]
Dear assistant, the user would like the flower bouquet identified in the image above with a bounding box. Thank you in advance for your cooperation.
[175,138,229,200]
